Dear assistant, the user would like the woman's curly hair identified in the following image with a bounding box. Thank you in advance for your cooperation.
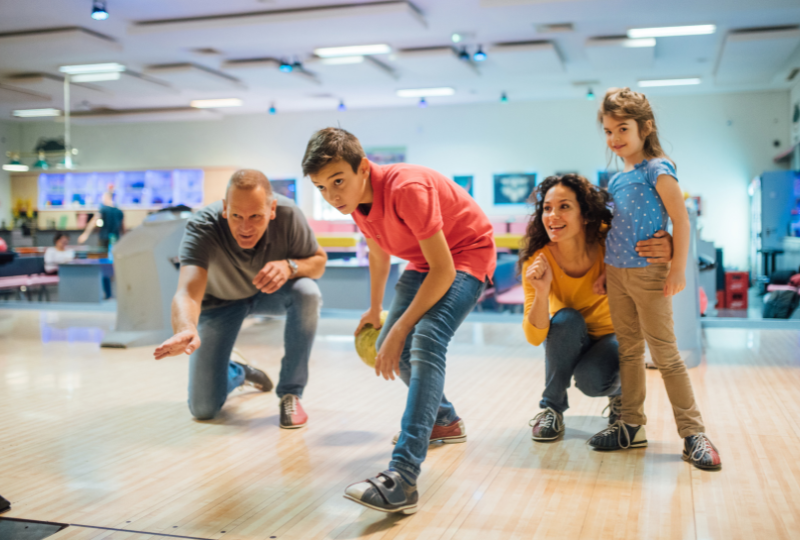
[518,174,613,266]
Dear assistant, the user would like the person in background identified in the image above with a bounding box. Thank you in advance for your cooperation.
[78,188,125,251]
[78,188,125,299]
[587,87,721,470]
[304,127,495,515]
[44,232,75,274]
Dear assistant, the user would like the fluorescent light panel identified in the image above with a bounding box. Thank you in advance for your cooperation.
[71,72,121,82]
[59,63,126,74]
[3,164,29,172]
[638,78,701,87]
[623,38,656,48]
[190,98,243,108]
[314,44,391,57]
[12,108,62,117]
[320,56,365,65]
[628,25,716,38]
[396,87,455,97]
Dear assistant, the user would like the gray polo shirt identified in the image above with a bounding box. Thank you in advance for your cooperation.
[179,195,319,309]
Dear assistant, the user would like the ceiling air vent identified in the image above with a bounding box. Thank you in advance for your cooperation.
[536,23,573,33]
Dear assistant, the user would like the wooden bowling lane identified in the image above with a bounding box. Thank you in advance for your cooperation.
[1,310,800,539]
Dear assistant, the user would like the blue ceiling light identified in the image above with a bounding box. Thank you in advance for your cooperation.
[500,92,508,103]
[279,60,293,73]
[418,97,427,108]
[91,0,108,20]
[473,46,487,62]
[458,47,470,61]
[337,100,346,112]
[292,59,303,71]
[269,104,277,115]
[586,87,595,100]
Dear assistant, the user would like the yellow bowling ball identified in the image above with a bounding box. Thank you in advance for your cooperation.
[355,311,388,368]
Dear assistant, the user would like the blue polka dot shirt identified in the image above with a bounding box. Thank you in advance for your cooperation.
[605,158,677,269]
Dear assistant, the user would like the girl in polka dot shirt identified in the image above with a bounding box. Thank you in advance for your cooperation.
[587,88,721,470]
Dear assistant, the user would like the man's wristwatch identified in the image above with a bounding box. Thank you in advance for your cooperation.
[286,258,299,279]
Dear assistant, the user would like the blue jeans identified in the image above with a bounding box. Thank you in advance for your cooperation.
[188,278,322,420]
[377,270,486,483]
[539,308,621,414]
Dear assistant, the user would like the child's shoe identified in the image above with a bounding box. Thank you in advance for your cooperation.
[683,433,722,470]
[588,420,647,450]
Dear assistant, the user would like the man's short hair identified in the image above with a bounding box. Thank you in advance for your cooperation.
[301,127,366,176]
[226,169,273,200]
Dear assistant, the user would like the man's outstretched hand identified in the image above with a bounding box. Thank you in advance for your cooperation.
[154,329,200,360]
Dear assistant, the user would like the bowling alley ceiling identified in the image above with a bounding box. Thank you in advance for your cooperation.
[0,0,799,121]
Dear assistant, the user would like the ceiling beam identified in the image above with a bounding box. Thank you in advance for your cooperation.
[129,1,426,34]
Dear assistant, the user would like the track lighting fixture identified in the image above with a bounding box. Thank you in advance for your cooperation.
[91,0,108,20]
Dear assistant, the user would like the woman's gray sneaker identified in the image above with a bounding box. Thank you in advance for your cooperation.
[530,407,565,441]
[603,395,623,426]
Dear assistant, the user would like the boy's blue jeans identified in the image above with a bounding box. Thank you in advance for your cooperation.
[187,278,322,420]
[376,270,486,484]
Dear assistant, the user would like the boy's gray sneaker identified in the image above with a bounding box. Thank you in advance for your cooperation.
[344,470,418,514]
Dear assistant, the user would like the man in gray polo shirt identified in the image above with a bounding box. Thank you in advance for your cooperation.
[154,170,327,428]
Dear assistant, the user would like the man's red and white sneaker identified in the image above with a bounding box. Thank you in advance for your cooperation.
[683,433,722,470]
[279,394,307,429]
[391,418,467,445]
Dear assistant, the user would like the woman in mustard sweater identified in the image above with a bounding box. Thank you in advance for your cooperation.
[521,174,672,442]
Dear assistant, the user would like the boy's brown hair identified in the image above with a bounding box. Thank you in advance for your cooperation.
[302,127,366,176]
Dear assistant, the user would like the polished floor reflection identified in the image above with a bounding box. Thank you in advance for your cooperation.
[0,310,798,540]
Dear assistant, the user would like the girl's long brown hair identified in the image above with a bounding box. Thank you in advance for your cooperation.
[518,174,613,266]
[598,87,673,166]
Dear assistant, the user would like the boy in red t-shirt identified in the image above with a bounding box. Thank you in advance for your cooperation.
[303,128,496,514]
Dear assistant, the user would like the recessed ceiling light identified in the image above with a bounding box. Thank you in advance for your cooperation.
[12,108,63,117]
[396,87,455,98]
[71,72,121,82]
[190,98,243,108]
[59,63,125,74]
[628,25,716,38]
[638,78,701,87]
[622,38,656,48]
[451,33,462,43]
[314,44,391,58]
[320,56,365,65]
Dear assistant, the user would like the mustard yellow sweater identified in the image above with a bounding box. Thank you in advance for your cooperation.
[521,245,615,346]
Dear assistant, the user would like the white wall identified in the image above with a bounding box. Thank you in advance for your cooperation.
[15,90,791,269]
[0,121,22,227]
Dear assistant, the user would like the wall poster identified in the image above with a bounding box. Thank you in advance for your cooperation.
[493,173,537,205]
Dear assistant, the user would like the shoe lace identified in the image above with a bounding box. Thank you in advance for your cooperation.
[689,433,715,462]
[591,420,632,449]
[283,395,297,415]
[602,396,622,419]
[529,408,562,431]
